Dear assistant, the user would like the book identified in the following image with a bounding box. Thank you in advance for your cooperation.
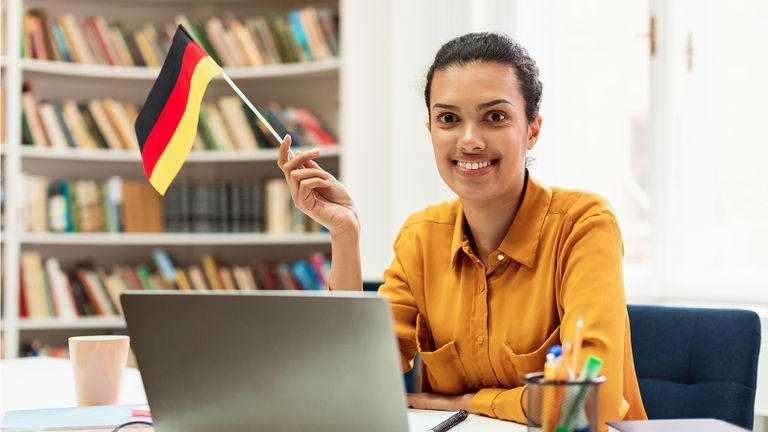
[62,100,99,149]
[45,257,78,319]
[21,91,50,146]
[607,419,749,432]
[52,99,77,148]
[60,13,96,64]
[218,96,258,150]
[202,254,223,291]
[1,404,149,430]
[187,265,209,291]
[76,268,115,316]
[20,251,49,318]
[87,99,124,150]
[38,102,70,148]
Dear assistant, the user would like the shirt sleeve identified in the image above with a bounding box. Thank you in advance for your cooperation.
[378,231,420,373]
[471,387,528,423]
[557,212,629,426]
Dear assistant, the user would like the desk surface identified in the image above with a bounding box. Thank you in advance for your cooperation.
[0,357,524,432]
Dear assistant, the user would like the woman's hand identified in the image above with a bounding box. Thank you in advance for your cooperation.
[278,135,359,239]
[406,392,475,412]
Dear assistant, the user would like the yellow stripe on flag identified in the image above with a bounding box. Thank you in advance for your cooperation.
[149,56,221,195]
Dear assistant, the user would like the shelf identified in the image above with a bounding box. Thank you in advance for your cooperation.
[17,316,126,330]
[19,145,340,163]
[19,58,340,80]
[19,232,331,246]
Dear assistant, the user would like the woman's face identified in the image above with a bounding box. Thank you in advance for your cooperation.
[428,61,541,204]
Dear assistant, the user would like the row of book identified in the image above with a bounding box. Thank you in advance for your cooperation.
[20,174,319,234]
[22,8,339,67]
[21,86,337,151]
[19,249,331,319]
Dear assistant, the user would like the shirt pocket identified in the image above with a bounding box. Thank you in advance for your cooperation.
[415,314,471,395]
[501,325,561,386]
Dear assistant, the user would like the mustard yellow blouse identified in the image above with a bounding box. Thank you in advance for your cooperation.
[379,173,647,425]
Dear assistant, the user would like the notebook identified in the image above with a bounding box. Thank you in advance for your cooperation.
[608,419,749,432]
[1,405,146,430]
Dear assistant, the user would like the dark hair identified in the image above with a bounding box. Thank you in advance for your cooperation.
[424,32,543,124]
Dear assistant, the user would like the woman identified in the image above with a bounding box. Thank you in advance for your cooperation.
[278,32,647,426]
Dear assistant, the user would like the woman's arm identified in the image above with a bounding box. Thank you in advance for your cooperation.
[277,135,362,290]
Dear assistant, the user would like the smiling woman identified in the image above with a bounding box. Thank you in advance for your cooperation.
[277,32,648,428]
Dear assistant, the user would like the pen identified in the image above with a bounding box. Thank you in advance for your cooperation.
[428,410,468,432]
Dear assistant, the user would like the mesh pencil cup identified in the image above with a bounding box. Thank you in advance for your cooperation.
[523,372,606,432]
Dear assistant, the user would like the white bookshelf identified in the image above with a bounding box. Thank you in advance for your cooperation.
[16,57,340,80]
[1,0,341,358]
[19,232,332,246]
[16,316,126,330]
[18,145,340,163]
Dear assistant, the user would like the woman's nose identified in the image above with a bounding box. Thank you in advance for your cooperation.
[457,123,485,152]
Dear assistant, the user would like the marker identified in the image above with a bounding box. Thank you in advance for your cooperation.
[558,356,603,431]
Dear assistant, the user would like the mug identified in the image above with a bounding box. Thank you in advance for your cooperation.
[69,335,130,406]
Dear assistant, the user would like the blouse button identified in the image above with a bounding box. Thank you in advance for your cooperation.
[476,335,485,345]
[479,284,486,293]
[497,253,505,261]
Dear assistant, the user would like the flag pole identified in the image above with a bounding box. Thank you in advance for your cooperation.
[220,71,293,156]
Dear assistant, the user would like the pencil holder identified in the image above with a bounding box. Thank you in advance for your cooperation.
[523,372,605,432]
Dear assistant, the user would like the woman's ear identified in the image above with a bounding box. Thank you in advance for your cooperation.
[425,120,431,133]
[527,115,543,150]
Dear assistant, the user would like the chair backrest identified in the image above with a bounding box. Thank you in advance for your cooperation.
[627,305,761,430]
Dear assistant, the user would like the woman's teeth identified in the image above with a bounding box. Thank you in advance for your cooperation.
[456,160,492,170]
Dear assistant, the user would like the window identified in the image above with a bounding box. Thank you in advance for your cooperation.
[515,0,768,303]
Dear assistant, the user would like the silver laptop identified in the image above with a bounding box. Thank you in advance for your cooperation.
[121,290,410,432]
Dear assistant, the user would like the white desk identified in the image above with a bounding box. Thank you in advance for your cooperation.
[0,357,523,432]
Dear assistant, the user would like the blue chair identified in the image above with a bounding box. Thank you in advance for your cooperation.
[628,305,761,430]
[364,281,421,392]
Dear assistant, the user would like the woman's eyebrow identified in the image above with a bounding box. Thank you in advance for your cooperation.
[432,103,459,111]
[476,99,514,111]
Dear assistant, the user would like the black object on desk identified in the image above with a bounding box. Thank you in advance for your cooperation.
[428,410,468,432]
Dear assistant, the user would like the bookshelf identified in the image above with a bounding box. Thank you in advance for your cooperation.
[1,0,342,358]
[18,57,340,79]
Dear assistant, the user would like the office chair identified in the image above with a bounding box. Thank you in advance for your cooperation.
[364,281,421,393]
[627,305,761,430]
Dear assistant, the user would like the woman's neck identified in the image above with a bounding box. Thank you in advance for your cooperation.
[461,181,526,267]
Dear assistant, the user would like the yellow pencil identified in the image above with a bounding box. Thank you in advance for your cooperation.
[571,317,584,377]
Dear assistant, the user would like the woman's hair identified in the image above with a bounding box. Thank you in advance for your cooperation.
[424,32,543,124]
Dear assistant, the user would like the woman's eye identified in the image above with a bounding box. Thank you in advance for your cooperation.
[484,111,507,122]
[437,113,458,123]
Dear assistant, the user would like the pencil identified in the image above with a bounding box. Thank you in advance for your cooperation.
[571,317,584,376]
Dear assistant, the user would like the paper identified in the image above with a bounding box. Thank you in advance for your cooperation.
[1,404,146,430]
[407,409,455,431]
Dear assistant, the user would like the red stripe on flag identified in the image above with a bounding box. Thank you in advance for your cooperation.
[141,42,209,180]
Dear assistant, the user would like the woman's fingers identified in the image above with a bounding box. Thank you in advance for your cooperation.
[297,177,331,210]
[277,134,292,166]
[281,148,322,173]
[289,168,331,200]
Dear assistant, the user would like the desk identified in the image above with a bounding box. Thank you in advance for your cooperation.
[1,357,523,432]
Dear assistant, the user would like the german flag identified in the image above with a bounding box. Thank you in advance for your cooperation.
[135,25,222,195]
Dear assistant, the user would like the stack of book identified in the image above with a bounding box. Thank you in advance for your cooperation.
[21,86,337,150]
[21,8,338,67]
[20,175,319,234]
[19,249,332,319]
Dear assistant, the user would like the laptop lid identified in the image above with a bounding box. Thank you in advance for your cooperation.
[121,290,409,432]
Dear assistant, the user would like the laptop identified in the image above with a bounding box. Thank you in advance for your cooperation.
[121,290,410,432]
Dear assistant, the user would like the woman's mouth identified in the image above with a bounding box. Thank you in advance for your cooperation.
[452,159,499,176]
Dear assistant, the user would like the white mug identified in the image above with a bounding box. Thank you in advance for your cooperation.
[69,335,130,406]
